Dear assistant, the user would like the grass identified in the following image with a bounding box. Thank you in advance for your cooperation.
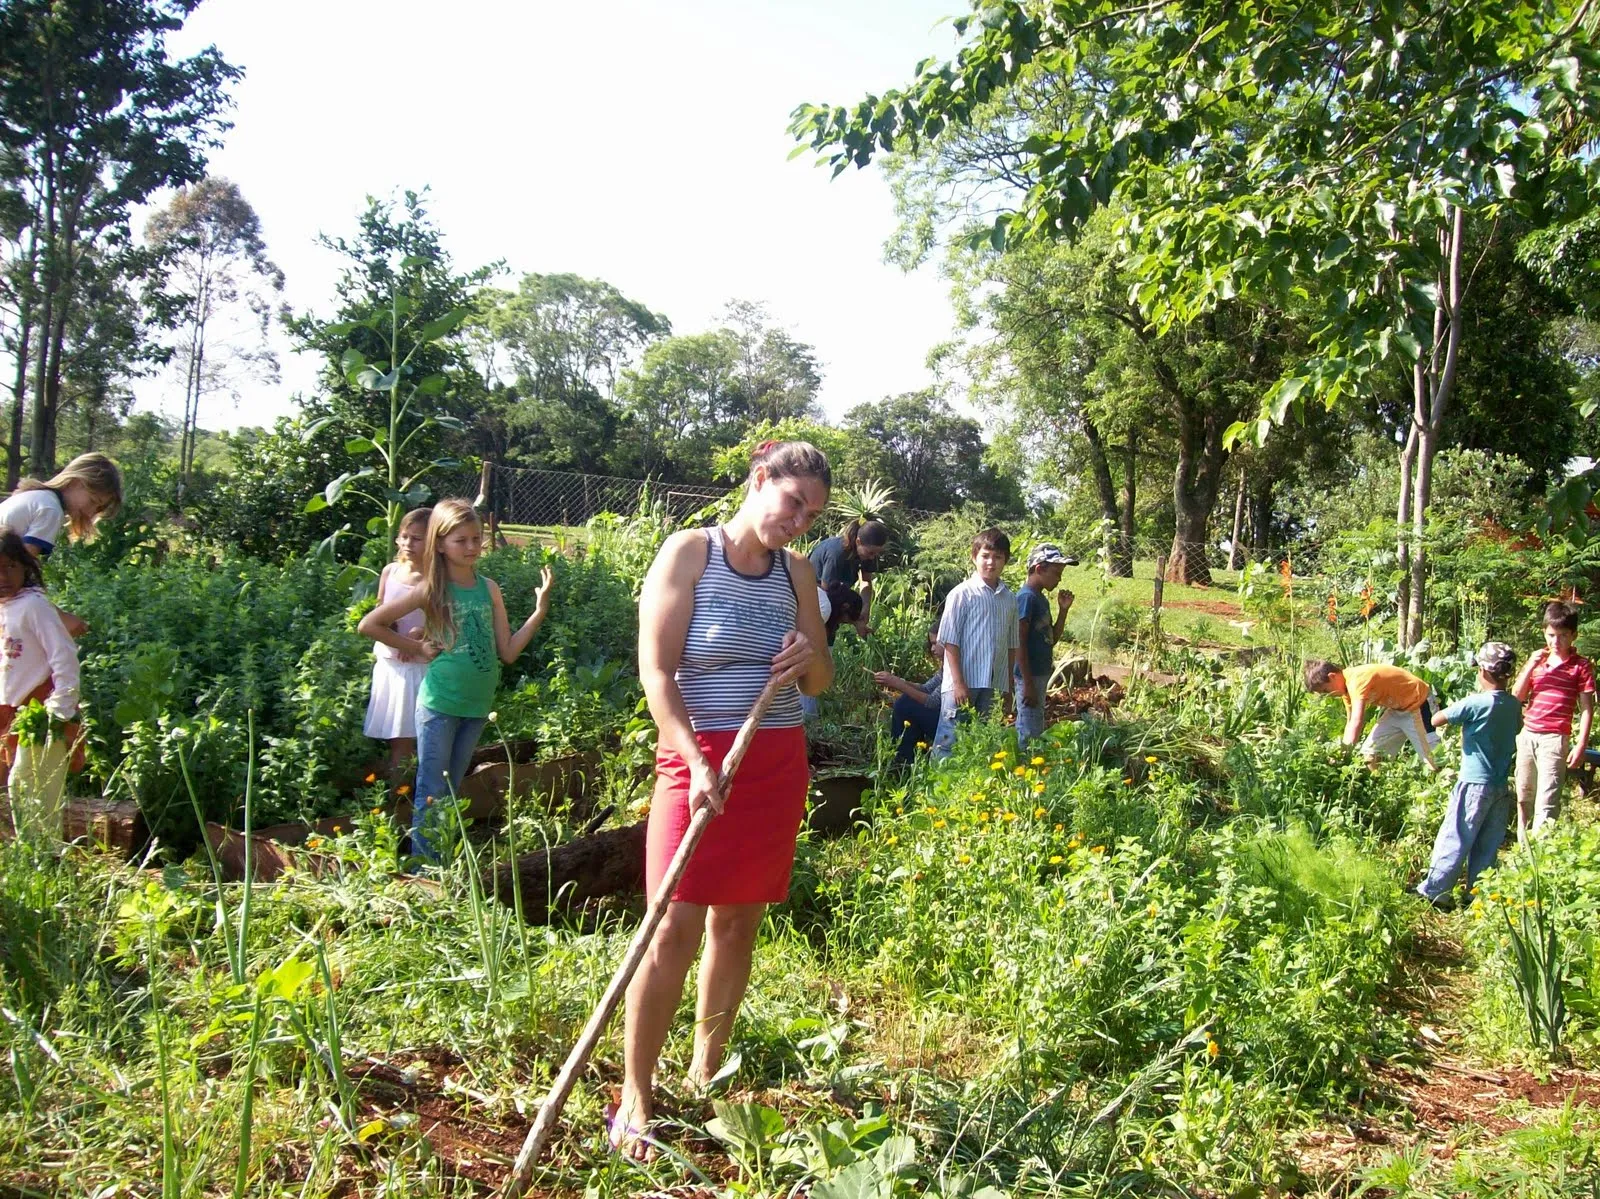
[3,649,1592,1196]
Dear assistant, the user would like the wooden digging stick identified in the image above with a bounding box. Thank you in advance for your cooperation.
[505,674,787,1195]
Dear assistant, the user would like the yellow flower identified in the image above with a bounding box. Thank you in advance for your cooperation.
[1144,755,1158,765]
[1469,886,1479,895]
[1068,837,1081,849]
[933,819,947,829]
[991,762,1005,771]
[903,720,913,729]
[1206,1040,1220,1059]
[1090,845,1106,855]
[1002,811,1018,823]
[306,836,324,849]
[916,741,929,750]
[1049,854,1064,865]
[1033,805,1047,817]
[1014,765,1028,777]
[397,784,412,797]
[924,805,939,815]
[977,811,990,823]
[1054,823,1065,833]
[1122,778,1134,786]
[332,825,342,834]
[370,806,382,815]
[896,806,904,815]
[885,835,899,846]
[1033,784,1046,796]
[1147,901,1160,917]
[957,853,973,865]
[1031,756,1046,766]
[993,750,1008,760]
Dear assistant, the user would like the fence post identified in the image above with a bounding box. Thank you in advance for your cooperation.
[1152,553,1166,634]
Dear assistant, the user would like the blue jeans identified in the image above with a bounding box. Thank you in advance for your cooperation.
[412,704,488,861]
[1417,781,1511,903]
[932,688,994,760]
[1014,668,1046,746]
[890,695,940,764]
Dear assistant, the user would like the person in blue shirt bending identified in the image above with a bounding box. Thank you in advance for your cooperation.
[1416,642,1523,908]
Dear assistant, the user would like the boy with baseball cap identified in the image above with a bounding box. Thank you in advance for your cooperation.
[1015,543,1076,745]
[1416,642,1523,908]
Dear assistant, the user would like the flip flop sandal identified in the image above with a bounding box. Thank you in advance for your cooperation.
[604,1101,658,1162]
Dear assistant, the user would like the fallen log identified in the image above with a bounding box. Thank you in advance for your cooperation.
[489,820,645,925]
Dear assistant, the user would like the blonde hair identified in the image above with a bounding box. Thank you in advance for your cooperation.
[420,498,482,648]
[17,452,124,540]
[393,507,431,564]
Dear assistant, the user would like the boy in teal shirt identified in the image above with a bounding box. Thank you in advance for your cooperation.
[1417,642,1523,907]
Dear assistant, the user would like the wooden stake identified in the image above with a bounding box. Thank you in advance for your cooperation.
[504,675,787,1195]
[1152,554,1166,634]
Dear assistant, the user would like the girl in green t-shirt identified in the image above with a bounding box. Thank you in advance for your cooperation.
[359,498,553,860]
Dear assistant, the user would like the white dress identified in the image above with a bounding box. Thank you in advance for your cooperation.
[364,574,428,739]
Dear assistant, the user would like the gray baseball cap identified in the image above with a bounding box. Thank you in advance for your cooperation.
[1476,641,1516,678]
[1027,543,1077,569]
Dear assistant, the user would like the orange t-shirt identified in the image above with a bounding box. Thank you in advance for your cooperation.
[1342,664,1430,713]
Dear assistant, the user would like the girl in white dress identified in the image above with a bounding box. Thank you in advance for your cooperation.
[363,508,430,775]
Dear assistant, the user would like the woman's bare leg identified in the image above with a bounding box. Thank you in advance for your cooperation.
[618,901,707,1157]
[388,737,416,780]
[688,903,766,1086]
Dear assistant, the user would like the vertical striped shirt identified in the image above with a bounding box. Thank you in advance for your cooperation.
[676,528,804,732]
[937,574,1019,693]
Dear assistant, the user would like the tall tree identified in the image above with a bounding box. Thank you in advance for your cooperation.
[795,0,1600,636]
[615,331,746,480]
[721,300,824,425]
[145,177,284,502]
[0,0,240,473]
[477,272,667,471]
[843,389,1022,516]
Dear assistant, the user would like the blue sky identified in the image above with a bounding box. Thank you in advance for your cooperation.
[150,0,969,433]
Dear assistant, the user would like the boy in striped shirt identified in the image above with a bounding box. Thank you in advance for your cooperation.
[1512,601,1595,835]
[932,528,1019,759]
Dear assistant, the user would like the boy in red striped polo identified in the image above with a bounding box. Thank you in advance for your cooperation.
[1512,601,1595,835]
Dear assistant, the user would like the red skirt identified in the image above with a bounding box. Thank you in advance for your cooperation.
[646,726,809,905]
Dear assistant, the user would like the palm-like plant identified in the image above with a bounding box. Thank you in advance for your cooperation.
[829,478,898,525]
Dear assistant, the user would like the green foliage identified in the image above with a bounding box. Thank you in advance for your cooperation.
[1468,825,1599,1057]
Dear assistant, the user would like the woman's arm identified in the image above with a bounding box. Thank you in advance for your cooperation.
[34,603,80,720]
[873,671,925,703]
[489,566,555,664]
[357,588,433,658]
[641,531,726,813]
[781,553,833,697]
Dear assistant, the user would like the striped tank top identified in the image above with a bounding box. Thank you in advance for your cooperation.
[676,527,804,732]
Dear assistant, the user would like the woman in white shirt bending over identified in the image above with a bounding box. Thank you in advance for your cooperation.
[0,532,83,842]
[0,452,123,638]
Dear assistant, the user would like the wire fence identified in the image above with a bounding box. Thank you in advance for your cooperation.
[481,462,729,530]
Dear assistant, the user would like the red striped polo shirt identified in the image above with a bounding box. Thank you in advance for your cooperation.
[1524,652,1596,734]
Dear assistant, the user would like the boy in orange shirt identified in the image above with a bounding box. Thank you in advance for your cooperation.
[1304,659,1440,768]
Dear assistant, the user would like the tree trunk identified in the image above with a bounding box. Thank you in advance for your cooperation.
[7,306,31,491]
[1117,438,1137,577]
[1248,484,1272,559]
[1403,206,1467,648]
[1083,418,1133,577]
[1165,401,1226,586]
[1227,467,1246,571]
[1395,421,1418,645]
[491,821,646,926]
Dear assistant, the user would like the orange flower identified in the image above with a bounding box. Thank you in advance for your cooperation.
[1359,581,1376,619]
[396,784,412,796]
[1325,590,1338,625]
[364,772,377,784]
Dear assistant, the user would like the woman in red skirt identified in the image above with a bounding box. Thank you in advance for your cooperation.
[614,440,834,1155]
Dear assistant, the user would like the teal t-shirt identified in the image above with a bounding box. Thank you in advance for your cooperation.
[418,576,499,718]
[1441,688,1522,786]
